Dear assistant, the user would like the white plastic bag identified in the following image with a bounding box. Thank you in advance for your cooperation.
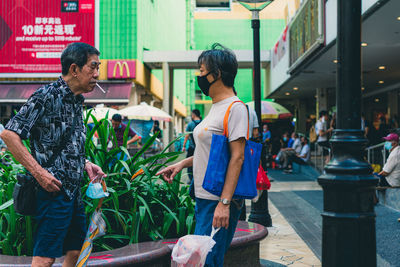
[171,227,220,267]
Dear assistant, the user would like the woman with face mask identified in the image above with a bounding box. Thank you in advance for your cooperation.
[378,133,400,187]
[157,43,247,267]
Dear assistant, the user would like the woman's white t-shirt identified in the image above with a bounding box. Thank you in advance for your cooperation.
[192,96,248,201]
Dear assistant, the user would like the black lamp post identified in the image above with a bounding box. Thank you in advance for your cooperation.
[238,0,273,227]
[317,0,378,266]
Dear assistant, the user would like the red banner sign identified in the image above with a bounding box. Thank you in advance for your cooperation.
[0,0,95,75]
[107,60,136,79]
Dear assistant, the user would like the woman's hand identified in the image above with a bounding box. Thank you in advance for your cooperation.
[156,161,184,184]
[213,202,230,229]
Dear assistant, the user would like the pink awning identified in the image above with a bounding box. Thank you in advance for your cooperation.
[0,82,132,104]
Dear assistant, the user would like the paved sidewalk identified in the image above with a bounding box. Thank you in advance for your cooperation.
[263,169,400,267]
[256,171,322,267]
[259,200,321,267]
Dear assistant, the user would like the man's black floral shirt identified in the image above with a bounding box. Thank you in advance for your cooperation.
[6,77,86,200]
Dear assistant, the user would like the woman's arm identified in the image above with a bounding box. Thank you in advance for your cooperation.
[156,156,193,183]
[213,137,245,229]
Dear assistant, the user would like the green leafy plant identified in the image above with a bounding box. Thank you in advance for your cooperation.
[0,112,195,256]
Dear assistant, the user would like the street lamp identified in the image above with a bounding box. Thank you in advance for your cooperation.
[317,0,378,266]
[238,0,274,227]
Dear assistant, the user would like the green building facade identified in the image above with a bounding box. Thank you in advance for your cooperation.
[98,0,288,118]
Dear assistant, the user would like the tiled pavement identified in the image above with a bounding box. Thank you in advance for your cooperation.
[260,169,400,267]
[259,200,321,267]
[255,176,322,267]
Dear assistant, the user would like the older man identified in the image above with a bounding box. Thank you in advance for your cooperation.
[378,133,400,187]
[0,43,105,267]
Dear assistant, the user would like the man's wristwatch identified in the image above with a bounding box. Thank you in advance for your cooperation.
[219,198,230,205]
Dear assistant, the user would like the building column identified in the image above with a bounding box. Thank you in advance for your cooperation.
[316,88,328,116]
[162,62,174,148]
[130,84,145,106]
[295,98,307,134]
[388,90,398,119]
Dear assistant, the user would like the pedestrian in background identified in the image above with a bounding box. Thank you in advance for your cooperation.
[315,110,333,163]
[239,105,259,220]
[157,43,247,267]
[378,133,400,187]
[111,113,141,147]
[0,43,105,267]
[262,124,271,143]
[182,109,202,181]
[0,123,5,147]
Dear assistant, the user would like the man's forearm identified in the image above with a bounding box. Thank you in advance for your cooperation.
[127,135,140,145]
[0,130,44,177]
[183,135,189,147]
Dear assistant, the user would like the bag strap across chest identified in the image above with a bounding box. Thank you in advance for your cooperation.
[222,100,249,140]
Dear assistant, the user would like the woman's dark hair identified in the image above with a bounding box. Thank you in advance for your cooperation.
[61,42,100,75]
[197,43,238,88]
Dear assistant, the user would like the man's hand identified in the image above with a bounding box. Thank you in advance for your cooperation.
[213,202,230,229]
[85,161,106,181]
[35,169,62,192]
[378,170,388,177]
[182,146,186,152]
[156,162,184,184]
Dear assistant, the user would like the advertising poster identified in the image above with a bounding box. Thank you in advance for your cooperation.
[0,0,95,75]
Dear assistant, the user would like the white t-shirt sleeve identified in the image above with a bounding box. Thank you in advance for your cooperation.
[293,139,302,153]
[383,152,397,173]
[251,109,259,128]
[227,103,248,142]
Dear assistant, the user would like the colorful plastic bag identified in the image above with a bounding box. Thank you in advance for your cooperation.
[256,164,271,190]
[171,227,220,267]
[202,101,262,199]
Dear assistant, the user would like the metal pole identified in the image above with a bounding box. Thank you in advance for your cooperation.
[317,0,378,266]
[248,10,272,227]
[252,11,262,130]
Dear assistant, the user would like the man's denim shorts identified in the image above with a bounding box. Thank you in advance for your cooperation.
[33,187,86,258]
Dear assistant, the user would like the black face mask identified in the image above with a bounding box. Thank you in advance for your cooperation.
[197,72,217,96]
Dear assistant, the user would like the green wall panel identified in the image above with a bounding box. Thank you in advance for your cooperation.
[137,0,190,107]
[100,0,137,59]
[194,19,285,104]
[194,19,285,50]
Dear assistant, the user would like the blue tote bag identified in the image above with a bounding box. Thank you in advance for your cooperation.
[202,101,262,199]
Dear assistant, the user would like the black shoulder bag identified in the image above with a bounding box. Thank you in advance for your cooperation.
[13,115,79,216]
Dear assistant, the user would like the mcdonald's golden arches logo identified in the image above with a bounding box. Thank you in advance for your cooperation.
[107,60,136,79]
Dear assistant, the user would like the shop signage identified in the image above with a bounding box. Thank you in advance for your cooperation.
[107,60,136,79]
[0,0,95,76]
[272,25,288,68]
[288,0,324,72]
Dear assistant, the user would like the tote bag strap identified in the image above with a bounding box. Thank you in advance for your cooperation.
[222,100,249,139]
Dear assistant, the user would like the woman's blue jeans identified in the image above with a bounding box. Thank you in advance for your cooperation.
[194,197,244,267]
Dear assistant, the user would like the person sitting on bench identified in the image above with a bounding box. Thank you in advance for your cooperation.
[283,136,310,173]
[378,133,400,187]
[279,132,302,168]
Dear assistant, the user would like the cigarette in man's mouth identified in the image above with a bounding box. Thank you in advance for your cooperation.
[96,83,106,94]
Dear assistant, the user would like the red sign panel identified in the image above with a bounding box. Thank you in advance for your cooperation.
[0,0,95,75]
[107,60,136,79]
